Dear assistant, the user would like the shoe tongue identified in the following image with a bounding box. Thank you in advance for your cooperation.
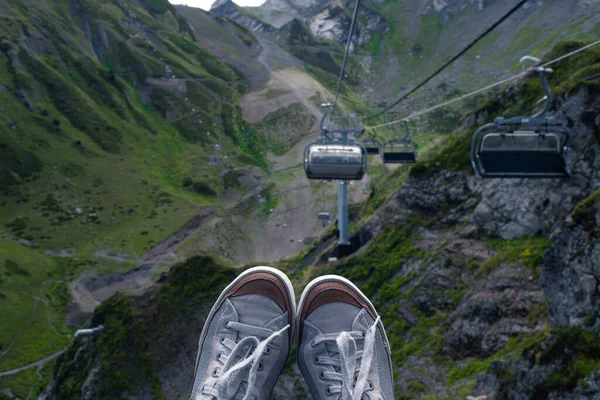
[235,382,247,400]
[325,343,342,372]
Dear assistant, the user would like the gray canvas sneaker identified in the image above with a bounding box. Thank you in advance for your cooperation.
[297,275,394,400]
[191,267,296,400]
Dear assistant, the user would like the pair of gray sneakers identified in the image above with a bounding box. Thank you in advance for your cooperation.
[190,267,393,400]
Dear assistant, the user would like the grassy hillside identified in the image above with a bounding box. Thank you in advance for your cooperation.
[44,39,600,400]
[364,0,599,113]
[0,0,287,394]
[0,0,276,262]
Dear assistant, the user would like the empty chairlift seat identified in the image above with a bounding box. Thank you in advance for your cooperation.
[471,117,571,178]
[318,212,330,221]
[382,139,418,164]
[361,138,381,155]
[471,59,572,179]
[304,143,367,180]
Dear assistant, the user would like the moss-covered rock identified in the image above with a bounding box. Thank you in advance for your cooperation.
[53,255,237,399]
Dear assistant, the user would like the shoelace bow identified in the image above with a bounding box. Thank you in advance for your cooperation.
[313,317,381,400]
[200,322,289,400]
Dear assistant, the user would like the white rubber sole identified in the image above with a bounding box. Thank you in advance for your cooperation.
[193,266,297,375]
[295,274,392,364]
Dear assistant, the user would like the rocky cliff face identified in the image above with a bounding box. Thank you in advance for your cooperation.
[210,0,277,32]
[47,41,600,400]
[211,0,388,51]
[307,1,389,52]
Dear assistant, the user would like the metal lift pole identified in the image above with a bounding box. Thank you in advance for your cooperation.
[337,180,349,245]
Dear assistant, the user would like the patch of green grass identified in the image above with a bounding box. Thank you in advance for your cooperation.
[448,360,489,385]
[534,327,600,395]
[252,104,316,157]
[0,362,55,399]
[262,87,290,100]
[222,170,244,190]
[477,235,551,276]
[0,140,44,191]
[409,127,474,179]
[20,49,123,154]
[448,329,550,386]
[323,214,428,301]
[144,0,171,13]
[572,188,600,231]
[0,239,72,371]
[260,183,279,217]
[380,272,416,301]
[387,312,447,368]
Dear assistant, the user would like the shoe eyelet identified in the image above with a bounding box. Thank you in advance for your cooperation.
[367,381,373,391]
[311,340,317,348]
[319,371,325,380]
[220,337,226,345]
[325,387,333,396]
[314,356,320,364]
[257,362,263,371]
[212,368,220,378]
[263,346,271,355]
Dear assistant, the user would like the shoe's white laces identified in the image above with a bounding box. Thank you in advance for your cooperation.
[201,322,289,400]
[312,317,380,400]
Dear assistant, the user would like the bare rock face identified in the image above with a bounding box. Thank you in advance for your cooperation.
[309,6,371,51]
[541,226,600,331]
[219,0,389,50]
[259,0,328,17]
[444,264,545,359]
[210,0,276,32]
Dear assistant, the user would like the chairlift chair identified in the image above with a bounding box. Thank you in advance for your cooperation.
[361,137,381,155]
[304,142,367,180]
[471,58,571,179]
[318,212,331,221]
[382,120,418,164]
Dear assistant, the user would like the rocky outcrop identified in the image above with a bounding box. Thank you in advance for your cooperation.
[211,0,388,50]
[210,0,276,32]
[308,6,370,51]
[541,225,600,331]
[444,264,546,359]
[306,1,388,50]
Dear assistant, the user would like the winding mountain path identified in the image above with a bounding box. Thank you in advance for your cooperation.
[0,350,66,378]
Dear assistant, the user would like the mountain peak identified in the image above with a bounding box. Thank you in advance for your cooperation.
[210,0,235,10]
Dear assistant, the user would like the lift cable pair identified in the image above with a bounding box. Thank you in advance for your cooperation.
[365,39,600,131]
[332,0,362,113]
[367,0,531,121]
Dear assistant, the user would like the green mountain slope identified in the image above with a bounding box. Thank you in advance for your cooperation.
[0,0,297,393]
[1,0,599,397]
[365,0,600,107]
[43,40,600,400]
[0,0,264,260]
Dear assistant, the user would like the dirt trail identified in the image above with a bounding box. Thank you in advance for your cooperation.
[66,33,369,322]
[221,35,372,263]
[67,207,218,326]
[0,350,66,378]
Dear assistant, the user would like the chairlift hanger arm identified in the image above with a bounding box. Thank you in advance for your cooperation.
[516,56,555,119]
